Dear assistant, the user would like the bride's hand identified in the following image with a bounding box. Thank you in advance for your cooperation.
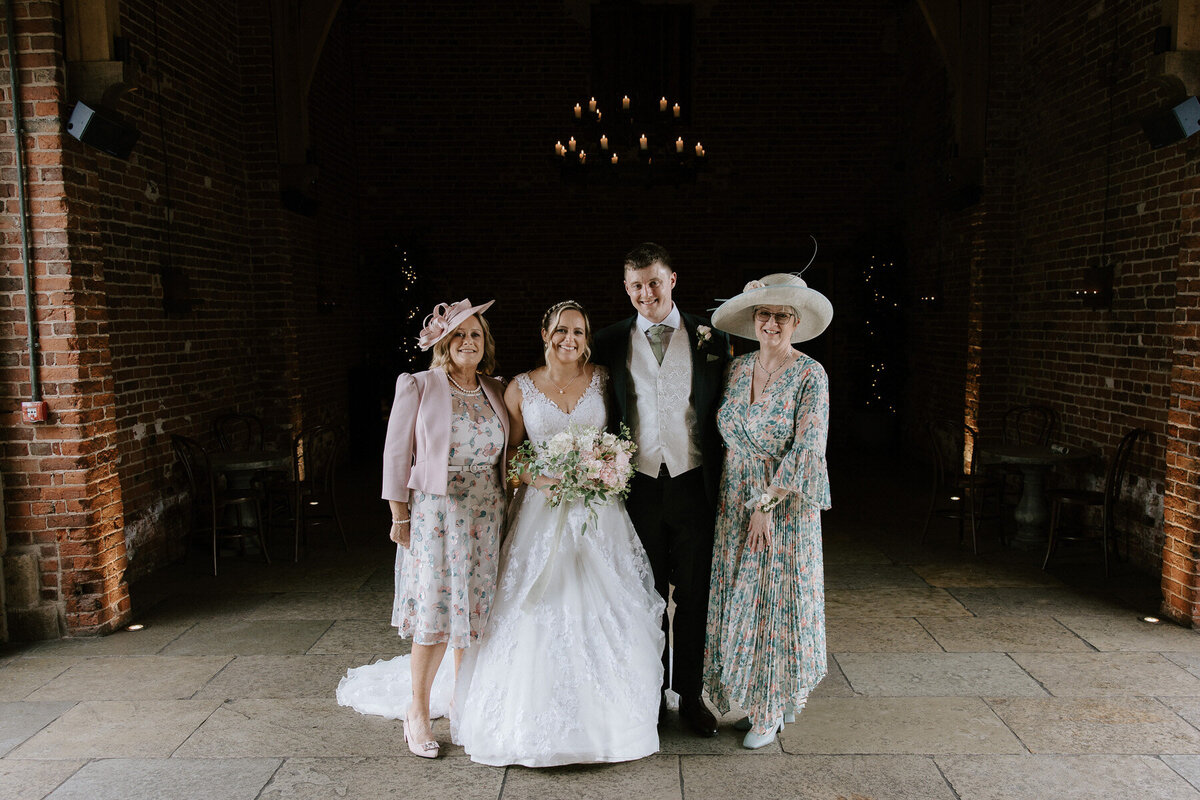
[746,510,772,553]
[531,475,561,498]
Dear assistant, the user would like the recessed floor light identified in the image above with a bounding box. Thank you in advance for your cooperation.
[125,623,146,632]
[1141,616,1160,624]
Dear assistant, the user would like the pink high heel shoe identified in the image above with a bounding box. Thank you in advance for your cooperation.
[404,708,440,759]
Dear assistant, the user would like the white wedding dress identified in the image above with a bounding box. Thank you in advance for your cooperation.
[452,368,665,766]
[337,367,665,767]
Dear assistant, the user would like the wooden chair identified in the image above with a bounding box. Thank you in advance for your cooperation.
[1042,427,1145,576]
[292,425,349,560]
[171,434,270,575]
[920,420,1003,554]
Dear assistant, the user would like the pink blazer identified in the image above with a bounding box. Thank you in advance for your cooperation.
[382,368,510,502]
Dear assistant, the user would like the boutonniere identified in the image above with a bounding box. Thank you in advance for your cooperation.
[695,325,713,351]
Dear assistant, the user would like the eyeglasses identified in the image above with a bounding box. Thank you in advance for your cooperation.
[754,309,794,325]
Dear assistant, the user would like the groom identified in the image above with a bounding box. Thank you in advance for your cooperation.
[593,242,730,738]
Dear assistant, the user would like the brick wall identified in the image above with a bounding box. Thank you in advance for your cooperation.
[0,1,129,636]
[900,0,1177,578]
[0,0,365,636]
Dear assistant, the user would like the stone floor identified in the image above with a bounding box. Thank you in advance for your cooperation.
[1,450,1197,799]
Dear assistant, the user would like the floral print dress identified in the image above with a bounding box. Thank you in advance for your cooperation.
[394,390,505,648]
[703,352,831,735]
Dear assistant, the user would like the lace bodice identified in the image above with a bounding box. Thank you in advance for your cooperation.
[516,367,608,445]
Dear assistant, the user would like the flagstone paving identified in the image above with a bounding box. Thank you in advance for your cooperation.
[1,454,1196,799]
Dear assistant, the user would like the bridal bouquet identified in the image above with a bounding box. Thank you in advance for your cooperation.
[508,424,637,518]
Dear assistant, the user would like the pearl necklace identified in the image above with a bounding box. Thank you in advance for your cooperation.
[447,373,482,396]
[546,369,584,395]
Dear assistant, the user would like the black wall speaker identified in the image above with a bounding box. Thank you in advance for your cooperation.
[66,101,140,159]
[1142,96,1200,149]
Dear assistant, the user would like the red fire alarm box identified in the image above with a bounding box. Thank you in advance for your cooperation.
[21,401,48,423]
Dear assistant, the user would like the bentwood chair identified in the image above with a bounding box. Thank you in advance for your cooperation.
[920,420,1003,554]
[1001,405,1057,446]
[213,412,266,451]
[171,434,270,575]
[1043,427,1144,576]
[292,425,349,561]
[996,404,1059,515]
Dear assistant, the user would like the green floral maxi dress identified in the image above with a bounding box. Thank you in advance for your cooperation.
[703,352,831,735]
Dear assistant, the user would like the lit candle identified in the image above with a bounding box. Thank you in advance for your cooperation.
[611,153,618,164]
[639,133,647,149]
[596,110,602,121]
[568,136,577,152]
[672,103,680,118]
[622,95,630,110]
[588,96,597,112]
[574,103,582,119]
[676,137,683,153]
[695,142,703,156]
[579,150,586,164]
[600,135,608,150]
[660,96,668,111]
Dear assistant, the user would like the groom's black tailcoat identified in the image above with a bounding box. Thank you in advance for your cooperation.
[593,311,730,700]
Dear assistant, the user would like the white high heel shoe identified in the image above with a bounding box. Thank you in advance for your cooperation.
[733,701,798,732]
[742,719,783,749]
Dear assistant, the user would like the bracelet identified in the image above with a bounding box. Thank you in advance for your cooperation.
[392,518,410,525]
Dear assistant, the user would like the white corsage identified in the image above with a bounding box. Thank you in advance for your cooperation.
[696,324,712,350]
[743,279,766,291]
[743,490,783,514]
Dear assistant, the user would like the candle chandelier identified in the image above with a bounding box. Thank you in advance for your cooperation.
[553,94,707,185]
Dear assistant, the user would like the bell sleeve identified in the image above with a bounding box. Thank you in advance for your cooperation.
[768,363,832,510]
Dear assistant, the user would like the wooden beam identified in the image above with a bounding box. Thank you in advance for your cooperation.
[270,0,342,187]
[63,0,120,62]
[915,0,989,165]
[1157,0,1200,95]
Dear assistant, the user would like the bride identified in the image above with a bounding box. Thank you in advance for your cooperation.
[337,300,665,767]
[452,300,665,766]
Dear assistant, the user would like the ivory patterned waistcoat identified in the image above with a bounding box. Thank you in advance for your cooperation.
[627,323,701,477]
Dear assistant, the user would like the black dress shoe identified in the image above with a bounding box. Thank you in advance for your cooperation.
[679,697,718,737]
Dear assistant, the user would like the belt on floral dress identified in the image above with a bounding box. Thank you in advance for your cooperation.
[446,463,496,473]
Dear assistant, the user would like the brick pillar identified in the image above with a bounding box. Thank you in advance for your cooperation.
[1162,195,1200,625]
[0,1,130,637]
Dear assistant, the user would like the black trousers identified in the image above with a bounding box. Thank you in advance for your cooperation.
[625,466,715,701]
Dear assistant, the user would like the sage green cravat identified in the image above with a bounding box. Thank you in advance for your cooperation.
[647,323,669,365]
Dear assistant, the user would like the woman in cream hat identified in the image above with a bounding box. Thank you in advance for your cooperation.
[337,298,510,760]
[702,273,832,748]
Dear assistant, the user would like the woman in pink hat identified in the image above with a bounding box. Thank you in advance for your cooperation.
[337,298,509,759]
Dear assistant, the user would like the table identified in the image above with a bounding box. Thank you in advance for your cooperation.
[978,443,1095,550]
[211,450,292,475]
[210,449,292,531]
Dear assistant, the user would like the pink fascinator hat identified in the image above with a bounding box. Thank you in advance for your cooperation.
[417,298,495,351]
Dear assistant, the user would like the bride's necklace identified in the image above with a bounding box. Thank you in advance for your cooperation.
[545,368,584,395]
[447,372,482,396]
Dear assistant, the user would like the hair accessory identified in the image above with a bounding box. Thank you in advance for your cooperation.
[417,298,495,351]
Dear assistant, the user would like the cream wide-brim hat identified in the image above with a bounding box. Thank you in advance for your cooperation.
[417,298,496,351]
[711,273,833,343]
